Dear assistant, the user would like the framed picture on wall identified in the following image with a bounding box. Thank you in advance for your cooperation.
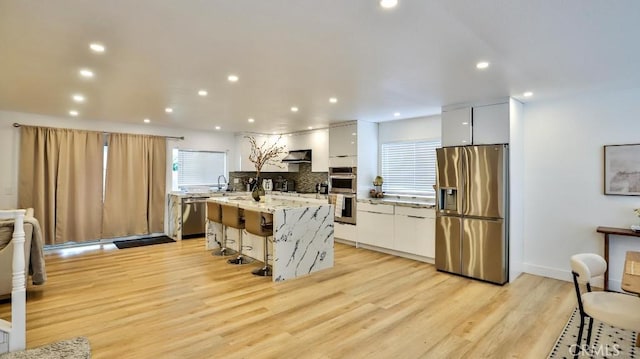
[604,144,640,195]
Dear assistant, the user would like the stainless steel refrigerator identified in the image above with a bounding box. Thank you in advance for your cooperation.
[435,144,509,285]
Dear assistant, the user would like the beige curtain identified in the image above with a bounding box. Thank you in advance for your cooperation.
[102,133,166,238]
[18,127,104,245]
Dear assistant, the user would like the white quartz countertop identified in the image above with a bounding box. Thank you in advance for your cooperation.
[358,197,436,209]
[207,195,331,213]
[170,191,328,200]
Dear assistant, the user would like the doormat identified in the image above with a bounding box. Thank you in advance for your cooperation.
[548,307,638,358]
[113,235,175,249]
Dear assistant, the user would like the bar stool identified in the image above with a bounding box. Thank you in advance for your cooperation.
[244,209,274,277]
[207,202,237,256]
[221,204,252,265]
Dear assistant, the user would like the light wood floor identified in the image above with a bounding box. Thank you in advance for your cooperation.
[0,239,576,358]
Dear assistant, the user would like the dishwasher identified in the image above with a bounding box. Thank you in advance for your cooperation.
[181,197,208,238]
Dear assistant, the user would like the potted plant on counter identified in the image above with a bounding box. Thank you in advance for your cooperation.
[246,135,287,201]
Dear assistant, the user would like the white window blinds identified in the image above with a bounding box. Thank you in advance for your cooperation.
[177,150,226,187]
[381,140,441,195]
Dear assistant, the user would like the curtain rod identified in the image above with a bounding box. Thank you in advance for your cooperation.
[12,123,184,140]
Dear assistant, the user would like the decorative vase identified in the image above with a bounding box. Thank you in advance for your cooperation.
[251,177,265,202]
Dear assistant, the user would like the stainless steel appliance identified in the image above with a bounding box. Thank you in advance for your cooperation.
[181,196,208,238]
[328,167,357,194]
[328,193,356,224]
[329,167,357,224]
[435,144,509,284]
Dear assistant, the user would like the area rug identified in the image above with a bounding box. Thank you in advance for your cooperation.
[113,235,175,249]
[0,336,90,359]
[548,308,638,358]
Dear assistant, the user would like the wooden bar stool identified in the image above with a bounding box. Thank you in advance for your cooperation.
[221,204,252,265]
[244,209,274,277]
[207,202,236,256]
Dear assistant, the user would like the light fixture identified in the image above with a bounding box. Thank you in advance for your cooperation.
[227,74,239,82]
[462,122,469,125]
[291,107,299,112]
[198,90,208,96]
[523,91,534,97]
[165,107,173,113]
[89,43,105,53]
[143,118,151,123]
[215,126,221,130]
[351,132,356,136]
[393,112,400,117]
[308,126,313,130]
[329,97,338,103]
[380,0,398,9]
[476,61,490,69]
[69,110,79,117]
[72,94,85,103]
[79,69,94,78]
[272,131,277,135]
[248,118,255,123]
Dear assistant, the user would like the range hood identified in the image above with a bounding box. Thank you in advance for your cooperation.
[282,149,312,163]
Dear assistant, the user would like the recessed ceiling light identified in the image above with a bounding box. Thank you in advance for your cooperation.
[143,118,151,123]
[476,61,490,69]
[288,133,293,137]
[69,110,79,117]
[291,107,299,112]
[393,112,401,117]
[227,74,239,82]
[215,126,221,130]
[329,97,338,103]
[248,118,255,123]
[523,91,534,97]
[380,0,398,9]
[89,43,105,53]
[272,131,277,135]
[72,94,85,103]
[165,107,173,113]
[462,122,469,125]
[308,126,313,130]
[198,90,208,96]
[79,69,94,78]
[351,132,356,136]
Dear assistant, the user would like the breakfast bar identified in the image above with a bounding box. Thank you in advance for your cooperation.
[207,195,334,282]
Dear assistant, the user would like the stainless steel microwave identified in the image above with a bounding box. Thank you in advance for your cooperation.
[329,167,357,194]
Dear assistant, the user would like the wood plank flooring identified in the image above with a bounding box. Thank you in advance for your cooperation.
[0,239,576,358]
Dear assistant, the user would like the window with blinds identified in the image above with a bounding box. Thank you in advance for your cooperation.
[176,150,226,187]
[381,140,441,196]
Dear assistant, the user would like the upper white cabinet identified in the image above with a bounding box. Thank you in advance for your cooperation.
[472,102,509,145]
[289,129,329,172]
[441,107,472,146]
[441,100,511,146]
[329,123,357,158]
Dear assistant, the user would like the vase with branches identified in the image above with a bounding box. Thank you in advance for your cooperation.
[245,135,287,201]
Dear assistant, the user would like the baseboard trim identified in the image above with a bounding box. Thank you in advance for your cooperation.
[355,243,434,264]
[523,262,605,289]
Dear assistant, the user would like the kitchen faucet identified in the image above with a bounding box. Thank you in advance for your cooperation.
[217,175,227,192]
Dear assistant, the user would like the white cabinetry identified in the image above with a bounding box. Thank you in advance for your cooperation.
[441,107,472,147]
[357,202,394,249]
[289,129,329,172]
[472,102,509,145]
[329,123,357,157]
[441,100,510,147]
[393,207,435,258]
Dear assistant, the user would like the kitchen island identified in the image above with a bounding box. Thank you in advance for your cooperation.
[207,195,334,282]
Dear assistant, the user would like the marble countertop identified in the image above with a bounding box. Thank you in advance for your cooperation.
[358,197,436,209]
[169,191,328,200]
[207,195,331,214]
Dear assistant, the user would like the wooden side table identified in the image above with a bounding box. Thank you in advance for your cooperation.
[596,227,640,291]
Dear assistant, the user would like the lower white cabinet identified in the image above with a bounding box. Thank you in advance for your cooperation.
[393,207,435,258]
[357,203,394,249]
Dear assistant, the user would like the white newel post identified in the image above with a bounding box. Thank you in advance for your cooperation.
[0,209,27,352]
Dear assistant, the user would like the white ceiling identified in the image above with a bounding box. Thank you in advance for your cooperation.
[1,1,639,134]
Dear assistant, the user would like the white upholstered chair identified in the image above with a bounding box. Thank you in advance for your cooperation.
[570,253,640,356]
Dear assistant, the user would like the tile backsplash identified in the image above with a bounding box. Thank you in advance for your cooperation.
[229,163,327,193]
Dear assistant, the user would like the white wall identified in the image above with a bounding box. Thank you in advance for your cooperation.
[522,87,640,290]
[0,110,236,210]
[378,115,441,143]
